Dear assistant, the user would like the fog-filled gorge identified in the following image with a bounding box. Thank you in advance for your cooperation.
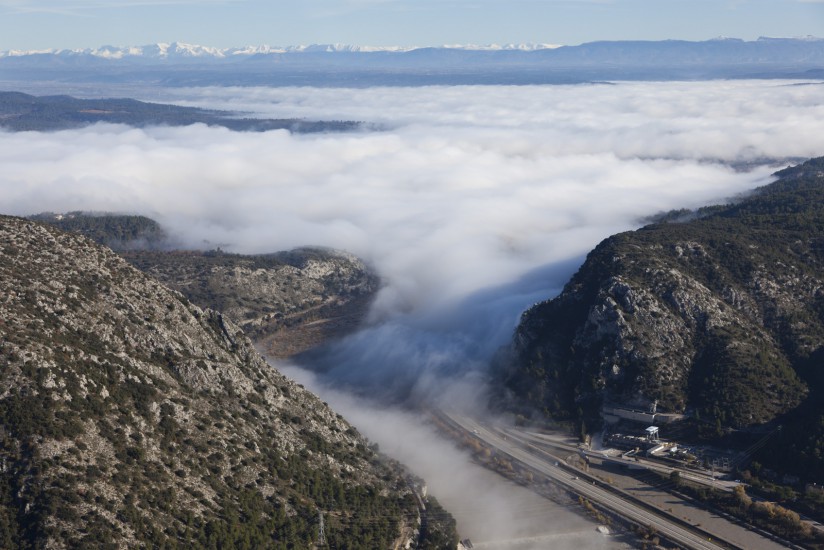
[3,79,824,546]
[4,81,823,389]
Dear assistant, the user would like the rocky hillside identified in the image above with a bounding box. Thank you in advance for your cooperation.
[123,248,379,359]
[28,212,380,359]
[498,158,824,439]
[0,215,453,548]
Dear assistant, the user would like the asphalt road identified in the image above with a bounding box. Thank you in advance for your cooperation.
[514,429,740,492]
[508,427,807,549]
[446,412,732,550]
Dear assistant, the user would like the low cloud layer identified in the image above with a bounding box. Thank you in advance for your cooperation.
[3,80,824,392]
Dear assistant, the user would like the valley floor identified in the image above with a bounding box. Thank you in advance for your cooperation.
[436,458,629,550]
[277,363,627,549]
[588,460,789,550]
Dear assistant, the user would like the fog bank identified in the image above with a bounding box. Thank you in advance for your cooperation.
[2,80,823,391]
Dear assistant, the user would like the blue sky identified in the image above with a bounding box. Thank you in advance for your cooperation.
[0,0,822,51]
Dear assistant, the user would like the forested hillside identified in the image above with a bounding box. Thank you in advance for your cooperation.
[0,91,359,133]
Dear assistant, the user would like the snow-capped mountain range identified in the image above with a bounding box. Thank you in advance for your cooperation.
[3,37,824,60]
[0,41,563,59]
[2,37,822,88]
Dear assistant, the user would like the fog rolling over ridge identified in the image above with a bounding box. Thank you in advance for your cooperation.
[3,80,824,401]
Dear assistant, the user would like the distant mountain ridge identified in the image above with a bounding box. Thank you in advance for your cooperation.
[0,91,360,132]
[1,37,820,61]
[0,41,563,59]
[2,37,823,87]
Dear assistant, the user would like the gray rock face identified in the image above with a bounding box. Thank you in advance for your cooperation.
[500,159,824,430]
[123,248,379,358]
[0,215,418,548]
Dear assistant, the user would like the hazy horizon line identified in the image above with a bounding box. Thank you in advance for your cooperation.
[3,34,824,57]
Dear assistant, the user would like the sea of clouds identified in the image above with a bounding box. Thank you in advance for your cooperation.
[3,81,824,392]
[4,79,824,546]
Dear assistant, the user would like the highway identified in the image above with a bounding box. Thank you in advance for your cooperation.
[444,412,733,550]
[507,426,818,546]
[512,428,739,493]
